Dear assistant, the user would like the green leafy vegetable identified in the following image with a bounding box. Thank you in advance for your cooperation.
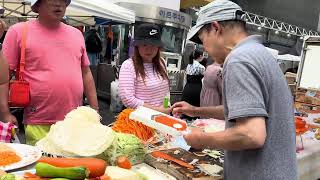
[98,133,146,165]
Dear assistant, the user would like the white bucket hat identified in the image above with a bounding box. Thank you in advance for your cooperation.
[187,0,245,44]
[28,0,71,13]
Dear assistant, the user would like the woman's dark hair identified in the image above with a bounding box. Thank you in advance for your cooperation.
[132,46,168,82]
[189,49,204,64]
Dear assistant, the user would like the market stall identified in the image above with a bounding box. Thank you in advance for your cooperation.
[1,104,320,179]
[0,107,225,180]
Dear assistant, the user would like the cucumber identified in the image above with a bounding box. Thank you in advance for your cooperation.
[36,162,89,179]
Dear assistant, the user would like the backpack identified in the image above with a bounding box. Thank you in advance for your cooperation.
[85,30,102,53]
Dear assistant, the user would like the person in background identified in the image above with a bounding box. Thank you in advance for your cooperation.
[181,49,205,112]
[0,0,98,145]
[172,0,297,179]
[104,25,113,64]
[119,23,170,114]
[85,26,102,66]
[200,62,223,114]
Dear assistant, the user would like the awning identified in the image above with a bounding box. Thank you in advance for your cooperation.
[0,0,135,26]
[278,54,301,62]
[180,0,213,9]
[69,0,135,24]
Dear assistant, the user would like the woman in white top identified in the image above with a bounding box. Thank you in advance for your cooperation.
[182,49,205,108]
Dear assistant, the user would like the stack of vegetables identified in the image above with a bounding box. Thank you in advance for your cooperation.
[0,157,148,180]
[112,109,155,142]
[35,106,146,169]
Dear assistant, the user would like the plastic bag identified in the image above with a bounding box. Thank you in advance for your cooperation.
[110,79,123,113]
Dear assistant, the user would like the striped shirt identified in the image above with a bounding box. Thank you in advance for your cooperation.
[119,59,170,108]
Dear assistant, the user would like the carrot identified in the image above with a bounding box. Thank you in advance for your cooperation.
[23,173,49,180]
[0,151,22,166]
[116,156,132,169]
[37,157,107,178]
[112,109,155,142]
[24,172,39,178]
[99,175,111,180]
[151,151,194,169]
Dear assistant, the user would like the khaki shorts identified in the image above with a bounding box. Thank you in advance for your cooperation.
[24,125,51,146]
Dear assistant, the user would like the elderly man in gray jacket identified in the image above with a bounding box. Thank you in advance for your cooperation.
[172,0,297,179]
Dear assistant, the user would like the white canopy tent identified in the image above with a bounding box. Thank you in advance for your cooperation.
[0,0,135,26]
[278,54,301,62]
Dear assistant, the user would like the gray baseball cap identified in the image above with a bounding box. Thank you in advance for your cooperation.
[187,0,245,44]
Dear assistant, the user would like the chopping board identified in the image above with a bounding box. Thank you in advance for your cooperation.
[145,148,224,180]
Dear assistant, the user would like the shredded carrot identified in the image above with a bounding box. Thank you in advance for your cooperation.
[0,151,21,166]
[112,109,155,142]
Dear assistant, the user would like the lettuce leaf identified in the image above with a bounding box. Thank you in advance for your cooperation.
[98,133,146,165]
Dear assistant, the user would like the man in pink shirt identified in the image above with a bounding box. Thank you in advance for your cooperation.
[0,0,98,145]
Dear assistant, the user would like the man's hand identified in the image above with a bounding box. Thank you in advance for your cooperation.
[183,127,206,150]
[184,117,267,151]
[2,112,18,126]
[172,101,197,117]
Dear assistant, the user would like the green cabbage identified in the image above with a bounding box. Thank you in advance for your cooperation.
[97,133,146,165]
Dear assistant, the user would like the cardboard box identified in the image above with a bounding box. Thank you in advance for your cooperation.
[295,88,320,106]
[285,72,297,84]
[295,102,320,114]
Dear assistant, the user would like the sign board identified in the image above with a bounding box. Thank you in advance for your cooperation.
[117,2,192,29]
[297,37,320,89]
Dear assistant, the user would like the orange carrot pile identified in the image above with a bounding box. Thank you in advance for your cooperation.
[112,109,154,142]
[0,151,21,166]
